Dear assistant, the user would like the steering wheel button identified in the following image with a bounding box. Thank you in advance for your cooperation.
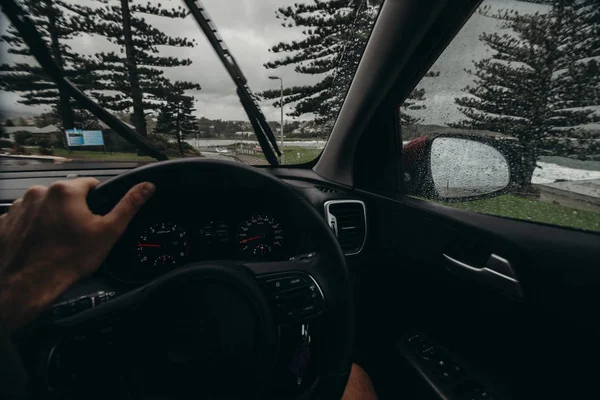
[419,345,436,359]
[265,275,310,293]
[94,291,116,304]
[264,279,285,292]
[287,276,309,288]
[300,304,317,315]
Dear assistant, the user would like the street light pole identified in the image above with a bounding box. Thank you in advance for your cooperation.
[269,76,284,165]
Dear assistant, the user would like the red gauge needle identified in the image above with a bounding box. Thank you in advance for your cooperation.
[240,235,261,244]
[138,244,161,248]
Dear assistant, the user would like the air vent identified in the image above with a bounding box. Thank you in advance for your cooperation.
[316,185,340,194]
[0,203,10,215]
[324,200,366,255]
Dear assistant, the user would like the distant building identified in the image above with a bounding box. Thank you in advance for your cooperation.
[291,120,317,135]
[234,131,254,137]
[4,126,39,135]
[4,124,60,142]
[37,124,60,135]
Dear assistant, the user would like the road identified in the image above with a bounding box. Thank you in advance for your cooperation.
[0,157,45,168]
[234,155,269,166]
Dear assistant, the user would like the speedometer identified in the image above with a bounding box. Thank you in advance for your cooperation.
[237,213,283,257]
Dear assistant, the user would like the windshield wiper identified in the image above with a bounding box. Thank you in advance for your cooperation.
[183,0,282,166]
[1,0,169,161]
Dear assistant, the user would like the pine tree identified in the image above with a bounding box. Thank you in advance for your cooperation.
[77,0,199,138]
[34,112,60,128]
[0,0,95,130]
[451,1,600,187]
[154,81,197,156]
[260,0,382,125]
[262,0,437,130]
[552,0,600,159]
[400,71,441,126]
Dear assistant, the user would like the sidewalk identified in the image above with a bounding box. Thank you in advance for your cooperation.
[537,179,600,212]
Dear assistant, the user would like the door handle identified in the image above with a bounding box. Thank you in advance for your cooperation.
[442,253,523,298]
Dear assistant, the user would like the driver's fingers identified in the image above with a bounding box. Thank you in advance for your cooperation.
[1,198,23,220]
[48,177,101,198]
[9,197,23,212]
[103,182,155,235]
[69,177,102,192]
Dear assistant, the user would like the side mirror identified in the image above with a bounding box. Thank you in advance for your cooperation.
[404,134,514,202]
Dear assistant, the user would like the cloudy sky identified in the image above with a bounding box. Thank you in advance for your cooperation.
[0,0,545,124]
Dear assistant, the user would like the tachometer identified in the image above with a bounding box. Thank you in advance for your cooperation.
[137,222,190,267]
[237,213,283,257]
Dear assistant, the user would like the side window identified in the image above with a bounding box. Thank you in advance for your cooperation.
[400,0,600,233]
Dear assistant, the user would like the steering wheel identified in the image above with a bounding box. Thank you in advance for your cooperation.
[38,159,353,400]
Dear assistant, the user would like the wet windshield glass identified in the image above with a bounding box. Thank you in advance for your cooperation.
[0,0,383,167]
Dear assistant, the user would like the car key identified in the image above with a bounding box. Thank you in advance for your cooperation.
[289,324,311,386]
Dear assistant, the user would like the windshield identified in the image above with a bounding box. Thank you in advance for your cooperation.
[0,0,383,168]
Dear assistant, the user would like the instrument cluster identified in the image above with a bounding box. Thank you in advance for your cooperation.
[105,210,291,283]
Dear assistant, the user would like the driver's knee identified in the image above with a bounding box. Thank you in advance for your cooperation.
[342,363,377,400]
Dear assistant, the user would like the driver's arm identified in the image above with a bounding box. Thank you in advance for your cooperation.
[0,178,154,399]
[342,364,378,400]
[0,178,155,332]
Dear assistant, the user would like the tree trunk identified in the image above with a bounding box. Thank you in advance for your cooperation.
[176,105,183,157]
[177,132,184,157]
[120,0,147,142]
[45,0,74,130]
[516,146,537,193]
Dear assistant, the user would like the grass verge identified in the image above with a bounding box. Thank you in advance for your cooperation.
[447,194,600,232]
[247,146,322,164]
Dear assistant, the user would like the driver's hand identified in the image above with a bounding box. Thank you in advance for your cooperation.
[0,178,155,332]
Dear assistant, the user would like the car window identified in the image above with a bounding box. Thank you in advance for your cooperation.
[0,0,383,167]
[400,0,600,232]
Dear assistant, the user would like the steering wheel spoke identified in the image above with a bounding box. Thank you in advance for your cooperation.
[242,252,328,324]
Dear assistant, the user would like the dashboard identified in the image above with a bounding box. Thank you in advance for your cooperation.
[103,189,314,284]
[0,164,368,286]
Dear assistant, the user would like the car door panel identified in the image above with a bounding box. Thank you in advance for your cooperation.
[353,191,600,400]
